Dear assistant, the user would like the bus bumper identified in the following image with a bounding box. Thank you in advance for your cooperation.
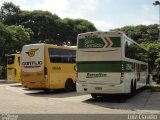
[76,82,128,94]
[22,81,46,89]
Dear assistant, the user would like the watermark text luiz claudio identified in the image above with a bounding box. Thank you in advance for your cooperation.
[1,114,18,120]
[128,114,158,120]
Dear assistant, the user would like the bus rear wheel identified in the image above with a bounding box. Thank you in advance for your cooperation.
[65,79,75,92]
[130,80,136,96]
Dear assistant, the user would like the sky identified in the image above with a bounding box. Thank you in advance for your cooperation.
[0,0,159,31]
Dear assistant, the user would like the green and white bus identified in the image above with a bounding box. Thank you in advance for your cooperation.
[76,31,149,98]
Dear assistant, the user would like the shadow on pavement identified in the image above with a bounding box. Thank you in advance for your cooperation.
[83,88,160,112]
[84,94,129,103]
[5,82,160,112]
[25,89,87,98]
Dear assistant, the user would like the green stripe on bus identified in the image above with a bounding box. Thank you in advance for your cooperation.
[77,61,148,73]
[77,61,122,72]
[123,61,147,72]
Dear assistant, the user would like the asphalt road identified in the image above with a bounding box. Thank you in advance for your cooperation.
[0,82,160,120]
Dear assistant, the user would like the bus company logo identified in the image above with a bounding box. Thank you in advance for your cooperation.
[25,48,39,57]
[86,73,107,78]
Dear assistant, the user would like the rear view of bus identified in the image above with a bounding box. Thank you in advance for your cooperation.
[77,31,149,98]
[21,43,76,91]
[7,54,21,82]
[76,31,124,98]
[21,44,45,89]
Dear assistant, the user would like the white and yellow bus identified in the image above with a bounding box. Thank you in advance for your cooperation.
[7,54,21,82]
[21,44,76,91]
[76,31,149,98]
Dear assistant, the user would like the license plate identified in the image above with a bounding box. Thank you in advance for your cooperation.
[95,87,102,90]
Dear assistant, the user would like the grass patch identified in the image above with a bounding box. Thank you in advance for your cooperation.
[147,82,160,92]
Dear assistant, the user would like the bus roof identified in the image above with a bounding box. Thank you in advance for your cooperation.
[78,31,123,36]
[6,54,20,56]
[23,43,77,50]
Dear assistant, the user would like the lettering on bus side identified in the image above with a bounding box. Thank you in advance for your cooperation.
[86,73,107,78]
[84,38,104,48]
[22,61,42,68]
[52,67,61,70]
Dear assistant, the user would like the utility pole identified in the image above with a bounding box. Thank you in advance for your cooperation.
[153,1,160,40]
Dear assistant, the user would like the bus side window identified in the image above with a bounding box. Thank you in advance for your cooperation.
[49,48,61,63]
[48,48,76,63]
[125,41,129,57]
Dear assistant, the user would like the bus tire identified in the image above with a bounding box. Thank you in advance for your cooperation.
[134,80,136,95]
[130,80,136,96]
[91,93,98,99]
[43,89,51,93]
[65,79,74,92]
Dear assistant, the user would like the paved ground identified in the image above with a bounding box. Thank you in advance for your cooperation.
[0,81,160,114]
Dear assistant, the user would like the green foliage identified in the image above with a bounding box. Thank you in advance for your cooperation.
[0,22,13,59]
[113,24,159,43]
[58,18,96,45]
[1,2,96,45]
[0,22,33,64]
[0,2,20,22]
[6,25,33,52]
[141,41,160,72]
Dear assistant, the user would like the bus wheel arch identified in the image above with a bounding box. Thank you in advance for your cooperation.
[65,78,75,92]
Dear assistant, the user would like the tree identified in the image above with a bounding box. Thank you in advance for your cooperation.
[3,10,60,43]
[58,18,97,45]
[141,41,160,74]
[0,2,20,22]
[0,22,33,64]
[0,22,13,64]
[6,25,33,53]
[1,2,97,45]
[113,24,159,43]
